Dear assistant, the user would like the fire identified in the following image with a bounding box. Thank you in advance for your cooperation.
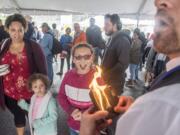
[89,66,111,111]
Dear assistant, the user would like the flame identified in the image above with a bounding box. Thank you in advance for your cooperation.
[89,66,111,111]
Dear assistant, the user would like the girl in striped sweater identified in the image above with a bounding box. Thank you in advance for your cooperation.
[58,43,95,135]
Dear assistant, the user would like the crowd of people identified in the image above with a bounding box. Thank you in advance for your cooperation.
[0,0,180,134]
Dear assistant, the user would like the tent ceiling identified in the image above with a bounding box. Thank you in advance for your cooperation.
[0,0,156,19]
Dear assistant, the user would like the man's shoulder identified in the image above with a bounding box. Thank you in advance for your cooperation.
[110,31,131,48]
[116,84,180,135]
[114,31,129,38]
[113,31,131,42]
[134,84,180,109]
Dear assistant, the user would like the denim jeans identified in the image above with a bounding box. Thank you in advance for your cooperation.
[46,55,54,83]
[129,64,139,80]
[69,128,79,135]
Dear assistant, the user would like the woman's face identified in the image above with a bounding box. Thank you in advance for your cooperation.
[7,21,25,43]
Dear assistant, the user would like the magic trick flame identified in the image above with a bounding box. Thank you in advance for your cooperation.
[89,66,112,111]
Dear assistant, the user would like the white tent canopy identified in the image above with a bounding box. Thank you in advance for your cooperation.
[0,0,156,19]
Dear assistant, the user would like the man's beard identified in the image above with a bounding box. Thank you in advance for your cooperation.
[154,27,180,55]
[154,10,180,55]
[105,30,114,36]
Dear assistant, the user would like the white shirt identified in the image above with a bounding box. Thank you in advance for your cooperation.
[146,40,154,49]
[52,29,59,39]
[116,84,180,135]
[115,57,180,135]
[157,53,166,61]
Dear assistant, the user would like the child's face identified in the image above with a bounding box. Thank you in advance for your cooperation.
[73,47,94,74]
[31,79,46,97]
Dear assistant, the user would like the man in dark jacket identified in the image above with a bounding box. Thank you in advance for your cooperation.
[86,18,104,64]
[24,15,34,40]
[101,14,131,96]
[0,19,9,42]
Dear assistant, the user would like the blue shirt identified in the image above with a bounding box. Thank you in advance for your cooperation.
[59,34,72,51]
[39,33,53,56]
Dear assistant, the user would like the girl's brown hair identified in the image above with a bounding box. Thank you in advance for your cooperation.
[27,74,50,91]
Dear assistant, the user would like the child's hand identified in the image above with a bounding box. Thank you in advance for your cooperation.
[75,111,82,121]
[71,109,82,121]
[17,99,26,106]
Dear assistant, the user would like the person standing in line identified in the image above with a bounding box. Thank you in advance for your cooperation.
[86,18,105,65]
[57,27,73,76]
[39,23,54,83]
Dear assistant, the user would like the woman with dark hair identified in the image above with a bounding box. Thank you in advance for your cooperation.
[0,14,47,135]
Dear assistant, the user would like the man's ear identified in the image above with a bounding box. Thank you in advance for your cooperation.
[113,24,118,31]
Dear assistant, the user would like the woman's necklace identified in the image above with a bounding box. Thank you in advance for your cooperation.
[9,43,25,64]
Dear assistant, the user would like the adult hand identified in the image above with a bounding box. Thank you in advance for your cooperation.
[80,107,112,135]
[114,96,134,113]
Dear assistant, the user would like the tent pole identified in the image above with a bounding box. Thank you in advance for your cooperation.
[136,15,140,28]
[136,0,147,28]
[137,20,139,28]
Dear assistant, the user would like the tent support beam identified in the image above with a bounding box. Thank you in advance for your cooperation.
[136,18,140,28]
[137,0,148,14]
[9,0,21,12]
[136,0,148,27]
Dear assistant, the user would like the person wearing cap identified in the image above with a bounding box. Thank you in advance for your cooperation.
[86,18,104,65]
[39,22,54,83]
[0,14,47,135]
[24,15,34,40]
[52,23,59,40]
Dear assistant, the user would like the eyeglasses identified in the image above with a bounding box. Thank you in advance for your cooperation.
[74,54,92,60]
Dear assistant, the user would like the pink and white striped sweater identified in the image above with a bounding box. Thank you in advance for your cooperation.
[58,69,95,131]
